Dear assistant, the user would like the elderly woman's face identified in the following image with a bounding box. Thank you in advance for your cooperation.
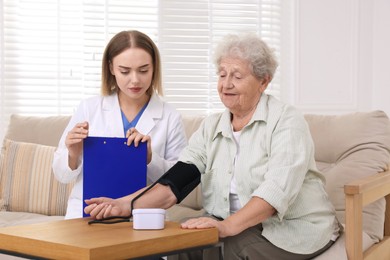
[217,57,267,114]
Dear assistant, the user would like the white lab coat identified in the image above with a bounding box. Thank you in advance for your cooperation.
[52,92,187,219]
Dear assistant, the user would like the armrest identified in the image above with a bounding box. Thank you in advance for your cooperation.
[344,170,390,260]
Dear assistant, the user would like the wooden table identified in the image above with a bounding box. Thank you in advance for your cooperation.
[0,218,220,259]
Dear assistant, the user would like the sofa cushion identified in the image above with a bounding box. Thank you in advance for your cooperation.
[181,115,205,140]
[166,205,206,222]
[0,211,64,227]
[313,226,375,260]
[3,114,71,147]
[178,115,205,210]
[0,139,74,216]
[304,110,390,242]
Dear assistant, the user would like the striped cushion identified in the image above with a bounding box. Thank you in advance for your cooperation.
[0,139,74,216]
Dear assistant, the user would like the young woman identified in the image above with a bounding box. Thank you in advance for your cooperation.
[53,30,187,219]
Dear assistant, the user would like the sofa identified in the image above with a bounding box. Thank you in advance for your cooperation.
[1,111,390,260]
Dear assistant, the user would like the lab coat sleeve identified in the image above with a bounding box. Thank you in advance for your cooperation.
[146,112,187,183]
[52,101,88,184]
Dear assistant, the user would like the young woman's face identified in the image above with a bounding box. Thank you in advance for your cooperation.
[110,47,153,100]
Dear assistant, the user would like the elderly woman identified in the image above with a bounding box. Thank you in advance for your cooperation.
[85,33,340,259]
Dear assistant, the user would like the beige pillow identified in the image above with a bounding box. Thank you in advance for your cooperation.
[305,110,390,242]
[0,139,74,216]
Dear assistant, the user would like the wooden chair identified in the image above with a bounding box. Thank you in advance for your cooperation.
[345,169,390,259]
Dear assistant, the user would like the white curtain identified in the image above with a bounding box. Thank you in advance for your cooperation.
[0,0,282,138]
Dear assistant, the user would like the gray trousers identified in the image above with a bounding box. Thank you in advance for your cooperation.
[173,223,334,260]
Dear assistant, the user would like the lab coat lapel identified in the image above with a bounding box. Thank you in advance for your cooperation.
[102,93,124,137]
[136,94,163,135]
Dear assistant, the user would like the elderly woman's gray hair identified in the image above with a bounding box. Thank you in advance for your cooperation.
[213,33,278,80]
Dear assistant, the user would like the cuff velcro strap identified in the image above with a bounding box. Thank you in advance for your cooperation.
[157,161,201,203]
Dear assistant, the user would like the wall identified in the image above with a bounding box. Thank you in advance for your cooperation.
[372,0,390,114]
[284,0,390,116]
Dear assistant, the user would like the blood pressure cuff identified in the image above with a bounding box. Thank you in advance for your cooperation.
[157,161,201,203]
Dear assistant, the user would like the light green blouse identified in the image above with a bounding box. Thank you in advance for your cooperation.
[179,94,338,254]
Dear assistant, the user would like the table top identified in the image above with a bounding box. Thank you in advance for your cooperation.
[0,218,219,260]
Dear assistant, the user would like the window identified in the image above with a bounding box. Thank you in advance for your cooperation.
[160,0,281,114]
[0,0,282,138]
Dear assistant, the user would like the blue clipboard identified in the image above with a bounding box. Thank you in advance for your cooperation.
[82,136,147,217]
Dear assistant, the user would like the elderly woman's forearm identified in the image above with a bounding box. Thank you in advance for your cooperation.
[224,197,276,236]
[132,183,177,209]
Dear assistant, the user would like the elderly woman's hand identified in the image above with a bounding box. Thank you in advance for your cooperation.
[84,197,131,219]
[180,217,234,238]
[126,127,152,164]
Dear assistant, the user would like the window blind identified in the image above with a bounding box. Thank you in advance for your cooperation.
[0,0,282,138]
[160,0,281,115]
[1,0,83,116]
